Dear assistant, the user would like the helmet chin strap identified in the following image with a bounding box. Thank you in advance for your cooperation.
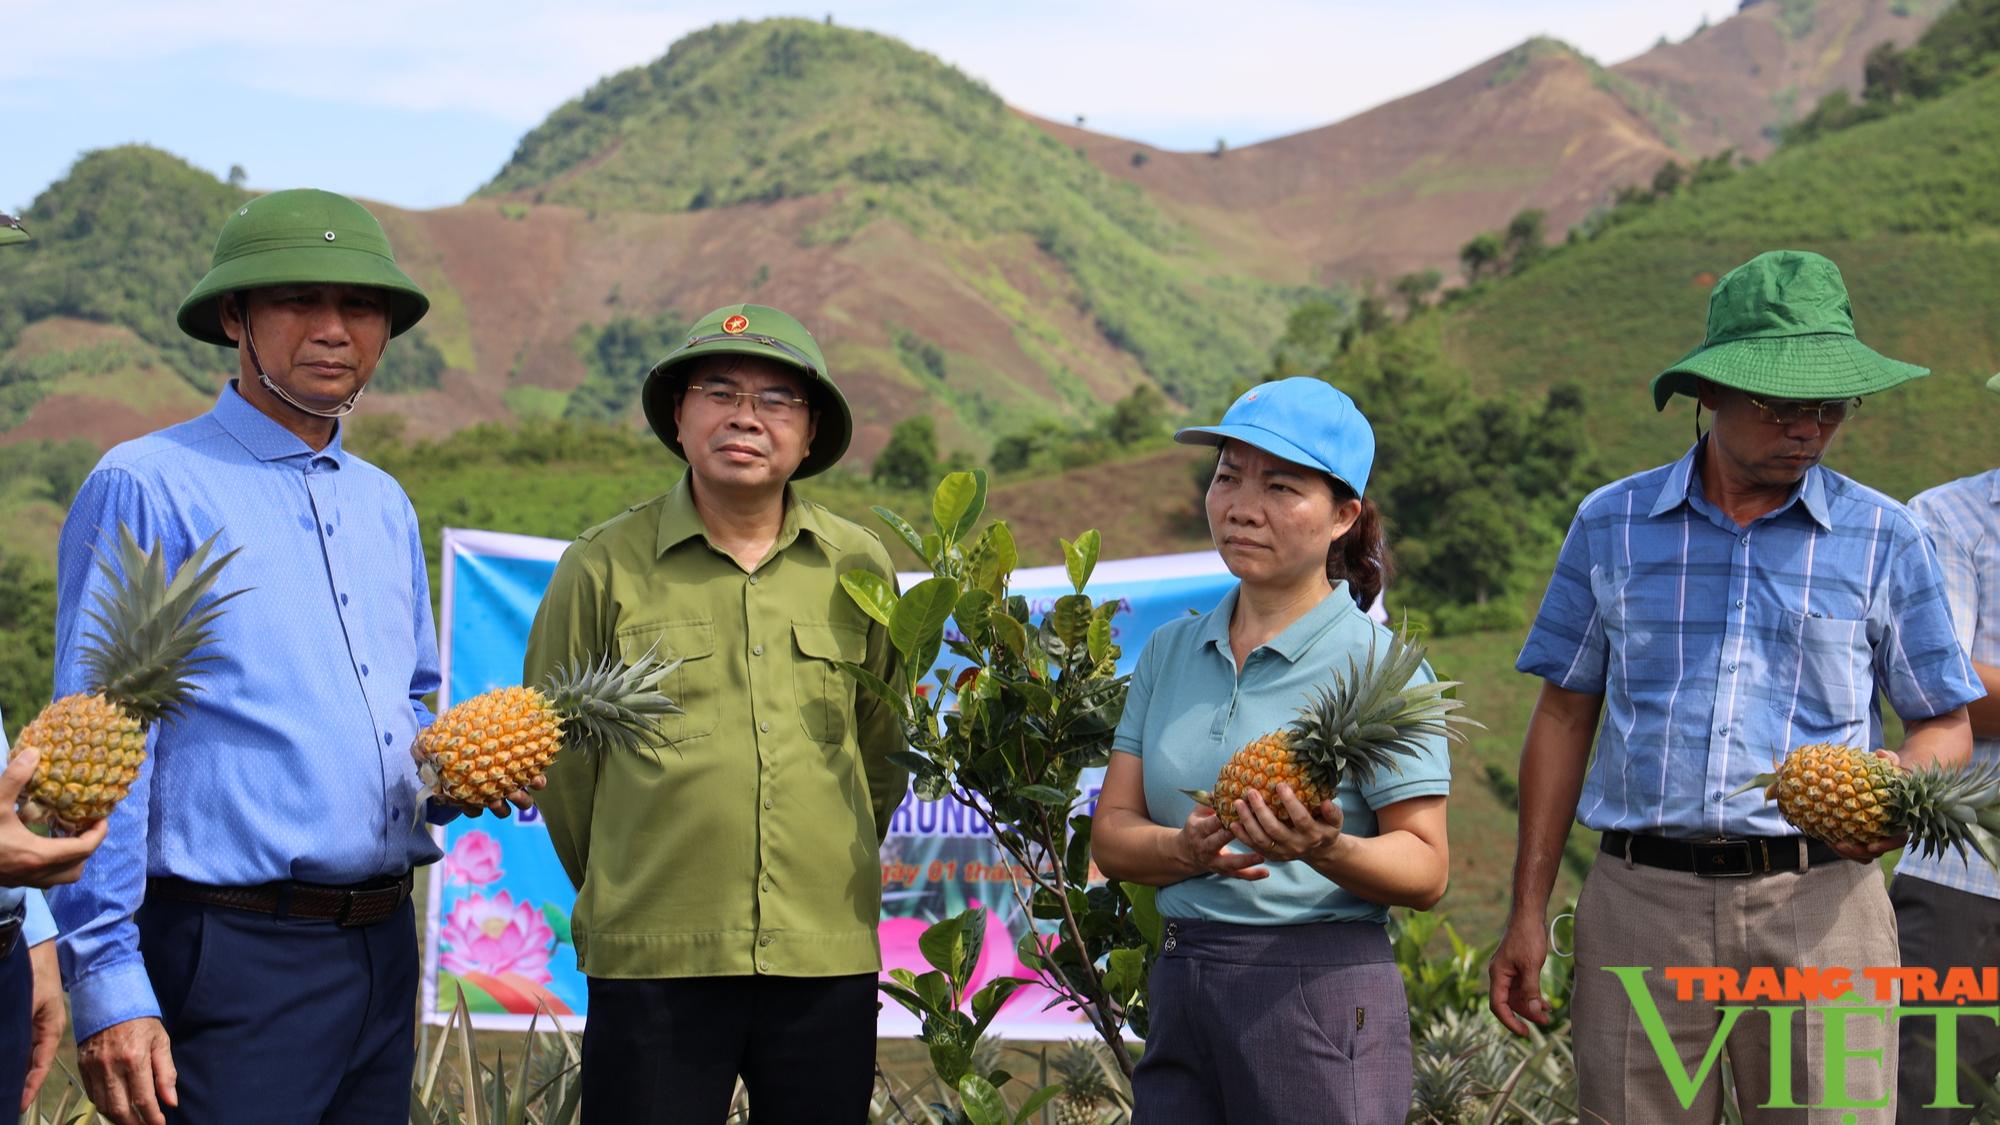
[238,295,366,420]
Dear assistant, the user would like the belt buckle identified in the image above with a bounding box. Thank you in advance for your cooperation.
[1693,837,1756,878]
[1163,921,1178,953]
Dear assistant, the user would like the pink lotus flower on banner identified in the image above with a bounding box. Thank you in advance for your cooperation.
[440,890,555,984]
[443,830,503,886]
[880,899,1072,1022]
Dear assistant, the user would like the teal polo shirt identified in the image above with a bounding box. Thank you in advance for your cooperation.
[1112,582,1453,925]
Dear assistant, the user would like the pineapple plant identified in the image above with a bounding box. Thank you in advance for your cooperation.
[15,525,243,828]
[1735,743,2000,866]
[414,651,682,806]
[1051,1040,1116,1125]
[1182,624,1478,827]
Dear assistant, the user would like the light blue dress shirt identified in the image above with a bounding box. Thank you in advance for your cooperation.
[1897,469,2000,897]
[1112,582,1453,926]
[45,383,446,1042]
[1517,441,1984,839]
[0,707,57,948]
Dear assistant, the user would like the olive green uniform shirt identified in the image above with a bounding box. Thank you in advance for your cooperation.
[524,475,904,979]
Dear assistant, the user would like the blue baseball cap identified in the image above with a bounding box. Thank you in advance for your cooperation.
[1174,377,1376,497]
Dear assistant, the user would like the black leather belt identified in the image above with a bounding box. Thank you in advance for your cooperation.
[1600,831,1844,877]
[148,873,413,927]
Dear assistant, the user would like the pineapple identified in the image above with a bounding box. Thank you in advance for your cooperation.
[1051,1040,1115,1125]
[1182,624,1478,828]
[414,651,682,806]
[16,526,243,828]
[1735,742,2000,866]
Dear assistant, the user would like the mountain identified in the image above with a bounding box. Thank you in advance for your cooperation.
[0,1,1939,467]
[1053,0,1945,285]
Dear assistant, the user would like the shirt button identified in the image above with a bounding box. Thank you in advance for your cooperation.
[759,934,774,947]
[340,593,349,606]
[393,808,403,821]
[753,644,764,656]
[758,961,770,972]
[1734,599,1745,609]
[1740,536,1750,547]
[763,797,773,809]
[361,664,370,677]
[384,732,396,746]
[761,878,772,892]
[759,720,770,733]
[748,575,759,586]
[1712,790,1724,801]
[1727,662,1737,672]
[324,523,335,536]
[1718,725,1729,735]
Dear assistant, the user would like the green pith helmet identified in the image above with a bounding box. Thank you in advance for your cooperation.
[0,212,28,247]
[642,303,853,479]
[1650,250,1927,410]
[176,189,429,347]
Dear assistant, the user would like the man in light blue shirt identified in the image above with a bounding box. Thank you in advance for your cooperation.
[1487,252,1981,1123]
[1891,372,2000,1125]
[47,190,523,1125]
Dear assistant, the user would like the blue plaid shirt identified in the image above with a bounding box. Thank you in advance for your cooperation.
[1896,469,2000,897]
[45,384,447,1042]
[1518,441,1983,839]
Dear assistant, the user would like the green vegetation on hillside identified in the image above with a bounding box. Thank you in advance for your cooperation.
[480,18,1295,411]
[1785,0,2000,140]
[565,308,689,424]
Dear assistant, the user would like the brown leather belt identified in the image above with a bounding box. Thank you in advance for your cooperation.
[148,873,413,927]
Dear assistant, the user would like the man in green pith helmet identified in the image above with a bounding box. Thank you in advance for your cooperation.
[1891,371,2000,1125]
[44,189,530,1125]
[0,209,111,1117]
[1489,250,1980,1122]
[525,303,906,1123]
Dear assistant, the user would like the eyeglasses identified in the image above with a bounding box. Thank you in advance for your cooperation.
[1742,394,1861,426]
[686,383,811,419]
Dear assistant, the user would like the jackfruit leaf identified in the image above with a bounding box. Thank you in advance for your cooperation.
[932,469,987,542]
[1061,529,1101,594]
[955,589,995,641]
[967,520,1017,599]
[1051,594,1093,647]
[836,659,906,716]
[840,571,898,629]
[1104,947,1148,1001]
[886,749,932,775]
[1121,881,1162,950]
[1017,785,1069,806]
[922,532,945,567]
[892,577,960,660]
[919,909,976,982]
[871,506,927,560]
[957,1074,1007,1125]
[969,977,1024,1027]
[989,612,1029,659]
[1087,612,1113,665]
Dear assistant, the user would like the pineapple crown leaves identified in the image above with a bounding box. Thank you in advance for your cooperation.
[1288,623,1483,789]
[1051,1040,1115,1101]
[79,524,247,727]
[541,645,682,758]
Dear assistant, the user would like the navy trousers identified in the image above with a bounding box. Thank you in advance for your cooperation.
[580,973,878,1123]
[138,894,418,1125]
[0,932,31,1112]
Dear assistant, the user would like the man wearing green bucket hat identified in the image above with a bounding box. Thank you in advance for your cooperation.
[1491,251,1981,1122]
[1890,372,2000,1125]
[46,189,522,1125]
[526,303,905,1122]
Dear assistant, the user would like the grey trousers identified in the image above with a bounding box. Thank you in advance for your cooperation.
[1571,849,1899,1124]
[1133,917,1411,1125]
[1892,875,2000,1125]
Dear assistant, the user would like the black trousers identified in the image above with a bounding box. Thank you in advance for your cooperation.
[582,973,877,1124]
[0,930,30,1112]
[138,894,418,1124]
[1893,875,2000,1125]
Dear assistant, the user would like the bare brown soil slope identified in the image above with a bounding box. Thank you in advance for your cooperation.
[1046,0,1940,285]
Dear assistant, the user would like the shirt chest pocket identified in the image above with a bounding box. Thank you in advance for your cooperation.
[617,620,718,744]
[792,622,867,745]
[1791,613,1872,729]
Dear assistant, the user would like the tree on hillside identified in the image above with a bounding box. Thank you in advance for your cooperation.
[872,415,939,490]
[227,164,248,189]
[1651,161,1686,197]
[566,309,688,424]
[1393,270,1443,320]
[1101,385,1168,447]
[989,429,1044,473]
[1460,233,1503,282]
[0,553,56,746]
[1504,209,1549,274]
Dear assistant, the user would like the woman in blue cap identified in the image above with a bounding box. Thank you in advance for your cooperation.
[1092,377,1452,1124]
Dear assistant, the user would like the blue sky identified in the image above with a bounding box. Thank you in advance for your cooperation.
[4,0,1727,214]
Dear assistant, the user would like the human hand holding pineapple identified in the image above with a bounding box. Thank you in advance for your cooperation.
[0,748,107,887]
[1226,782,1347,864]
[1172,802,1270,881]
[1735,740,2000,866]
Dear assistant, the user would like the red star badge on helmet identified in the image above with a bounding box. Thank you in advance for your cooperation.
[722,314,750,334]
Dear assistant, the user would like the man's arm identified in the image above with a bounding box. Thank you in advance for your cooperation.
[1968,664,2000,738]
[523,546,609,889]
[1871,526,1985,772]
[853,547,905,842]
[1909,491,1998,737]
[1488,682,1603,1036]
[46,469,180,1124]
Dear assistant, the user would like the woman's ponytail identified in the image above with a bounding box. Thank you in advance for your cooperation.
[1326,481,1392,609]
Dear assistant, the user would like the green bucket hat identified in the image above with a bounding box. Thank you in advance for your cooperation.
[176,189,429,347]
[1650,250,1928,411]
[0,213,28,247]
[641,303,852,480]
[1987,372,2000,397]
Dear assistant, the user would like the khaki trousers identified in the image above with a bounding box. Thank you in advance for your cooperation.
[1572,850,1900,1124]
